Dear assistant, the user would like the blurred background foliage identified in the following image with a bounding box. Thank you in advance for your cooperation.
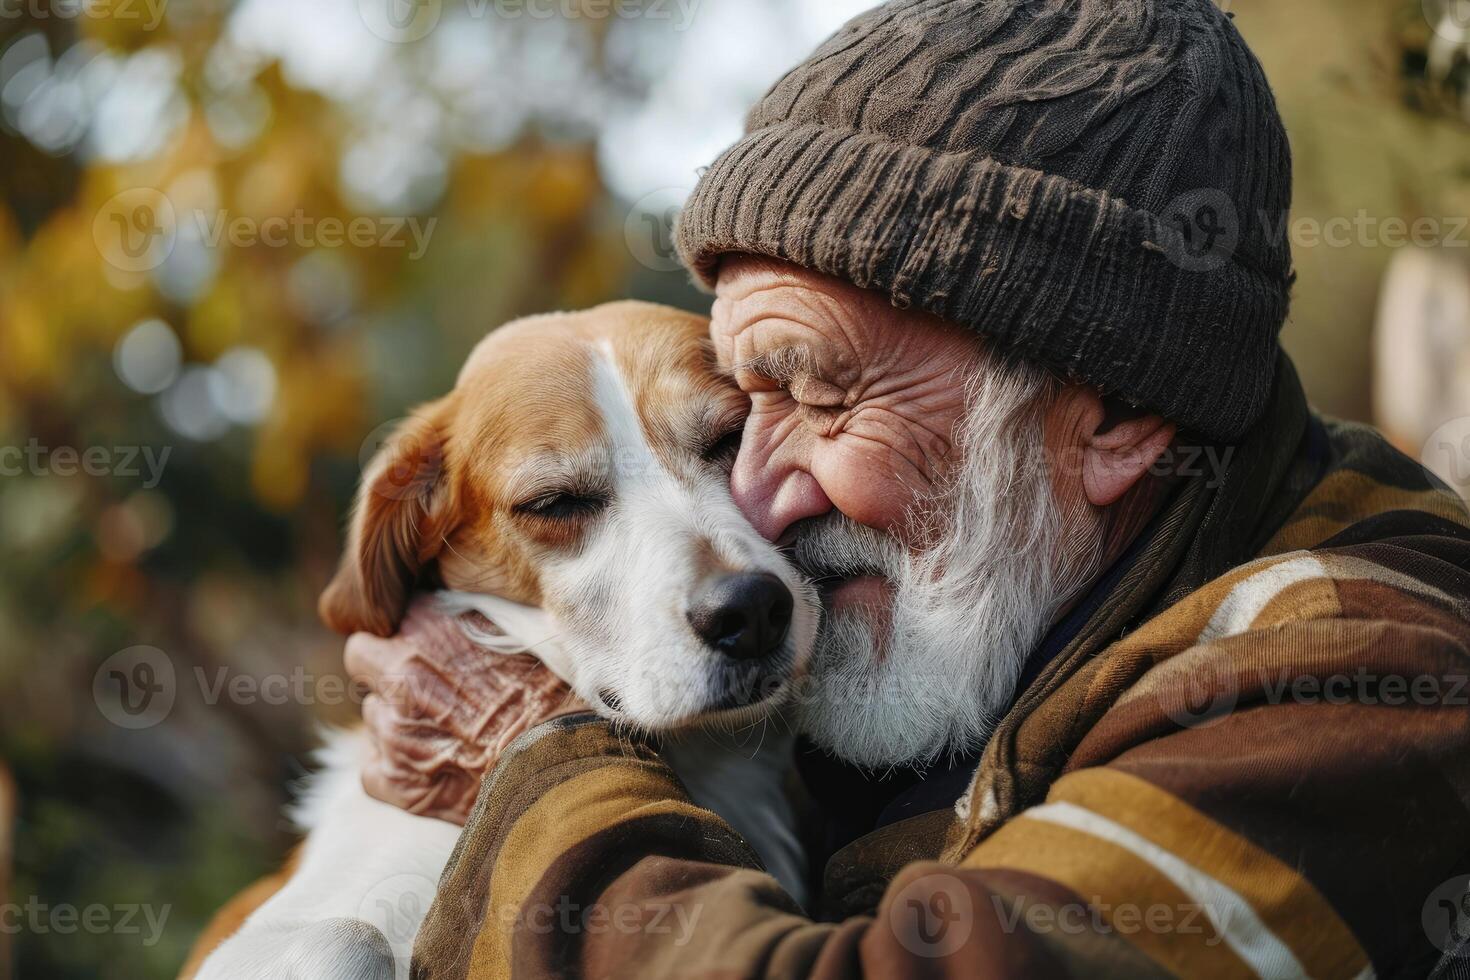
[0,0,1467,976]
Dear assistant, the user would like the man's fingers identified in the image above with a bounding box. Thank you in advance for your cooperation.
[344,631,408,684]
[345,602,583,828]
[362,759,414,810]
[361,692,391,738]
[361,732,477,825]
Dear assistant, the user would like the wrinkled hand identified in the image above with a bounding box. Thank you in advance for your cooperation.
[345,596,587,824]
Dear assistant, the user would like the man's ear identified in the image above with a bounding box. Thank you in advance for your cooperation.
[320,408,456,637]
[1078,392,1177,507]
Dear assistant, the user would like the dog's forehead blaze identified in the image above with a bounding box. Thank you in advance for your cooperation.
[592,303,737,457]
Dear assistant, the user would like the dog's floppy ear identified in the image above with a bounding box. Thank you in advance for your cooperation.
[320,407,456,637]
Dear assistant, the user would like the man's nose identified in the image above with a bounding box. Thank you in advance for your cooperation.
[730,439,833,542]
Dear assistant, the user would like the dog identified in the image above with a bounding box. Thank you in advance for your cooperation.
[190,302,818,978]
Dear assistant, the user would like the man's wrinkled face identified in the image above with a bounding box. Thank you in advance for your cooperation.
[712,257,980,591]
[711,256,1075,768]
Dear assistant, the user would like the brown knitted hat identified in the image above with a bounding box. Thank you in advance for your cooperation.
[675,0,1294,442]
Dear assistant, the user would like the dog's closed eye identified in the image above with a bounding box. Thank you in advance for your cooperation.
[515,491,608,521]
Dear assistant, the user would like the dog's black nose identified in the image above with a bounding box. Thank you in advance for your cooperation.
[687,573,793,661]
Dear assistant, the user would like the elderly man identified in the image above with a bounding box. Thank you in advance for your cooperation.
[353,0,1470,975]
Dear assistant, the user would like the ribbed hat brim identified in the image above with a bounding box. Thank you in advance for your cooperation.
[676,122,1288,443]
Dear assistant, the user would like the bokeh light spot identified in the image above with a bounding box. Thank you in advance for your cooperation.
[113,318,183,395]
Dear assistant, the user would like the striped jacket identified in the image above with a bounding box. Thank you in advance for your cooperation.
[413,360,1470,979]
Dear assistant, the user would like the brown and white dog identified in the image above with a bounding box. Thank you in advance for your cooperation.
[192,302,817,978]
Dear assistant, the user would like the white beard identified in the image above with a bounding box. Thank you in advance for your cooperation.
[787,358,1095,769]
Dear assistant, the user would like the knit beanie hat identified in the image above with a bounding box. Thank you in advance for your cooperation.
[675,0,1294,442]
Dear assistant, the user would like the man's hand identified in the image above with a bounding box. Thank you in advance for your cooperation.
[344,596,587,824]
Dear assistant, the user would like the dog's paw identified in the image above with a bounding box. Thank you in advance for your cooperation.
[199,917,396,980]
[284,918,396,979]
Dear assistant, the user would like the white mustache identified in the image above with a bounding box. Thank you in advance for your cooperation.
[787,510,903,582]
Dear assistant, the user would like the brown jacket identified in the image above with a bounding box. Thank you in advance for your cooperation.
[414,361,1470,978]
